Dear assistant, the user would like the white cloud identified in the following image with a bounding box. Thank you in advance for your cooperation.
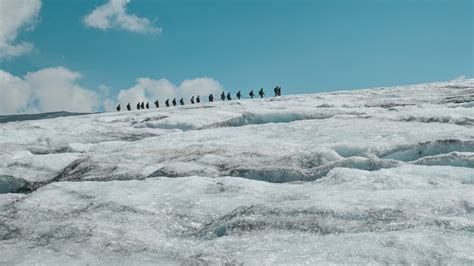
[0,67,100,115]
[116,77,223,105]
[0,70,32,114]
[0,0,41,59]
[83,0,161,34]
[25,67,100,113]
[103,99,117,112]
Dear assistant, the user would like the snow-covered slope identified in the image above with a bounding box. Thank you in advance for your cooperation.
[1,79,473,264]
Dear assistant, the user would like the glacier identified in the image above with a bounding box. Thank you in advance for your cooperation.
[0,79,473,264]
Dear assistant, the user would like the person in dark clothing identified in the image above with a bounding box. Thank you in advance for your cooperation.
[236,90,241,99]
[226,92,232,101]
[126,103,131,111]
[146,102,149,109]
[258,88,265,98]
[221,91,226,101]
[116,104,121,112]
[209,94,214,102]
[274,86,278,97]
[278,86,282,96]
[165,99,170,107]
[137,102,141,110]
[141,102,145,109]
[196,95,201,103]
[249,90,255,99]
[154,100,159,108]
[180,98,184,105]
[190,96,195,104]
[172,98,177,106]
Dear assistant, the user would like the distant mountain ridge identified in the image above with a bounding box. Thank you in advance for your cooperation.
[0,111,91,124]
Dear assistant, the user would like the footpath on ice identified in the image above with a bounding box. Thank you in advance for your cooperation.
[0,79,473,264]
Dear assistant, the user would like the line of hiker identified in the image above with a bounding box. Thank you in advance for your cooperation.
[116,86,282,112]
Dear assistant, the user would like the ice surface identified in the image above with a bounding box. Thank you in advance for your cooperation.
[0,79,473,264]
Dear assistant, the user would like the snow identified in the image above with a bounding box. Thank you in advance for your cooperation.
[0,79,473,264]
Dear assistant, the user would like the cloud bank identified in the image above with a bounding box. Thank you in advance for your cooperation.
[0,0,42,59]
[0,66,223,114]
[0,67,100,115]
[83,0,161,34]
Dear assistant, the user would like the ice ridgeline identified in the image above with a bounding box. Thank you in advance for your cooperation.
[0,79,473,264]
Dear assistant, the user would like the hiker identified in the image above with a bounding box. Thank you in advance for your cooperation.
[116,104,121,112]
[172,98,177,106]
[165,99,170,107]
[137,102,141,110]
[221,91,226,101]
[209,94,214,102]
[249,90,255,99]
[196,95,201,103]
[277,86,282,96]
[258,88,265,98]
[180,98,185,105]
[126,103,131,111]
[274,86,278,97]
[226,92,232,101]
[190,96,195,104]
[236,90,241,100]
[141,102,145,109]
[154,100,159,108]
[146,102,149,109]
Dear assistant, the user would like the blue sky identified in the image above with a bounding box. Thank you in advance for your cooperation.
[0,0,472,114]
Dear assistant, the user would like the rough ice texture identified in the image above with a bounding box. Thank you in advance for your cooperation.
[0,79,473,264]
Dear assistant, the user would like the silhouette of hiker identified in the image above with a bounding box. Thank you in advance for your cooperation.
[221,91,226,101]
[154,100,159,108]
[209,94,214,102]
[137,102,141,110]
[249,90,255,99]
[278,86,282,96]
[258,88,265,98]
[274,86,278,97]
[190,96,195,104]
[146,102,149,109]
[172,98,177,106]
[126,103,131,111]
[141,102,145,109]
[226,92,232,101]
[180,98,185,105]
[236,90,241,99]
[196,95,201,103]
[116,104,121,112]
[165,99,170,107]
